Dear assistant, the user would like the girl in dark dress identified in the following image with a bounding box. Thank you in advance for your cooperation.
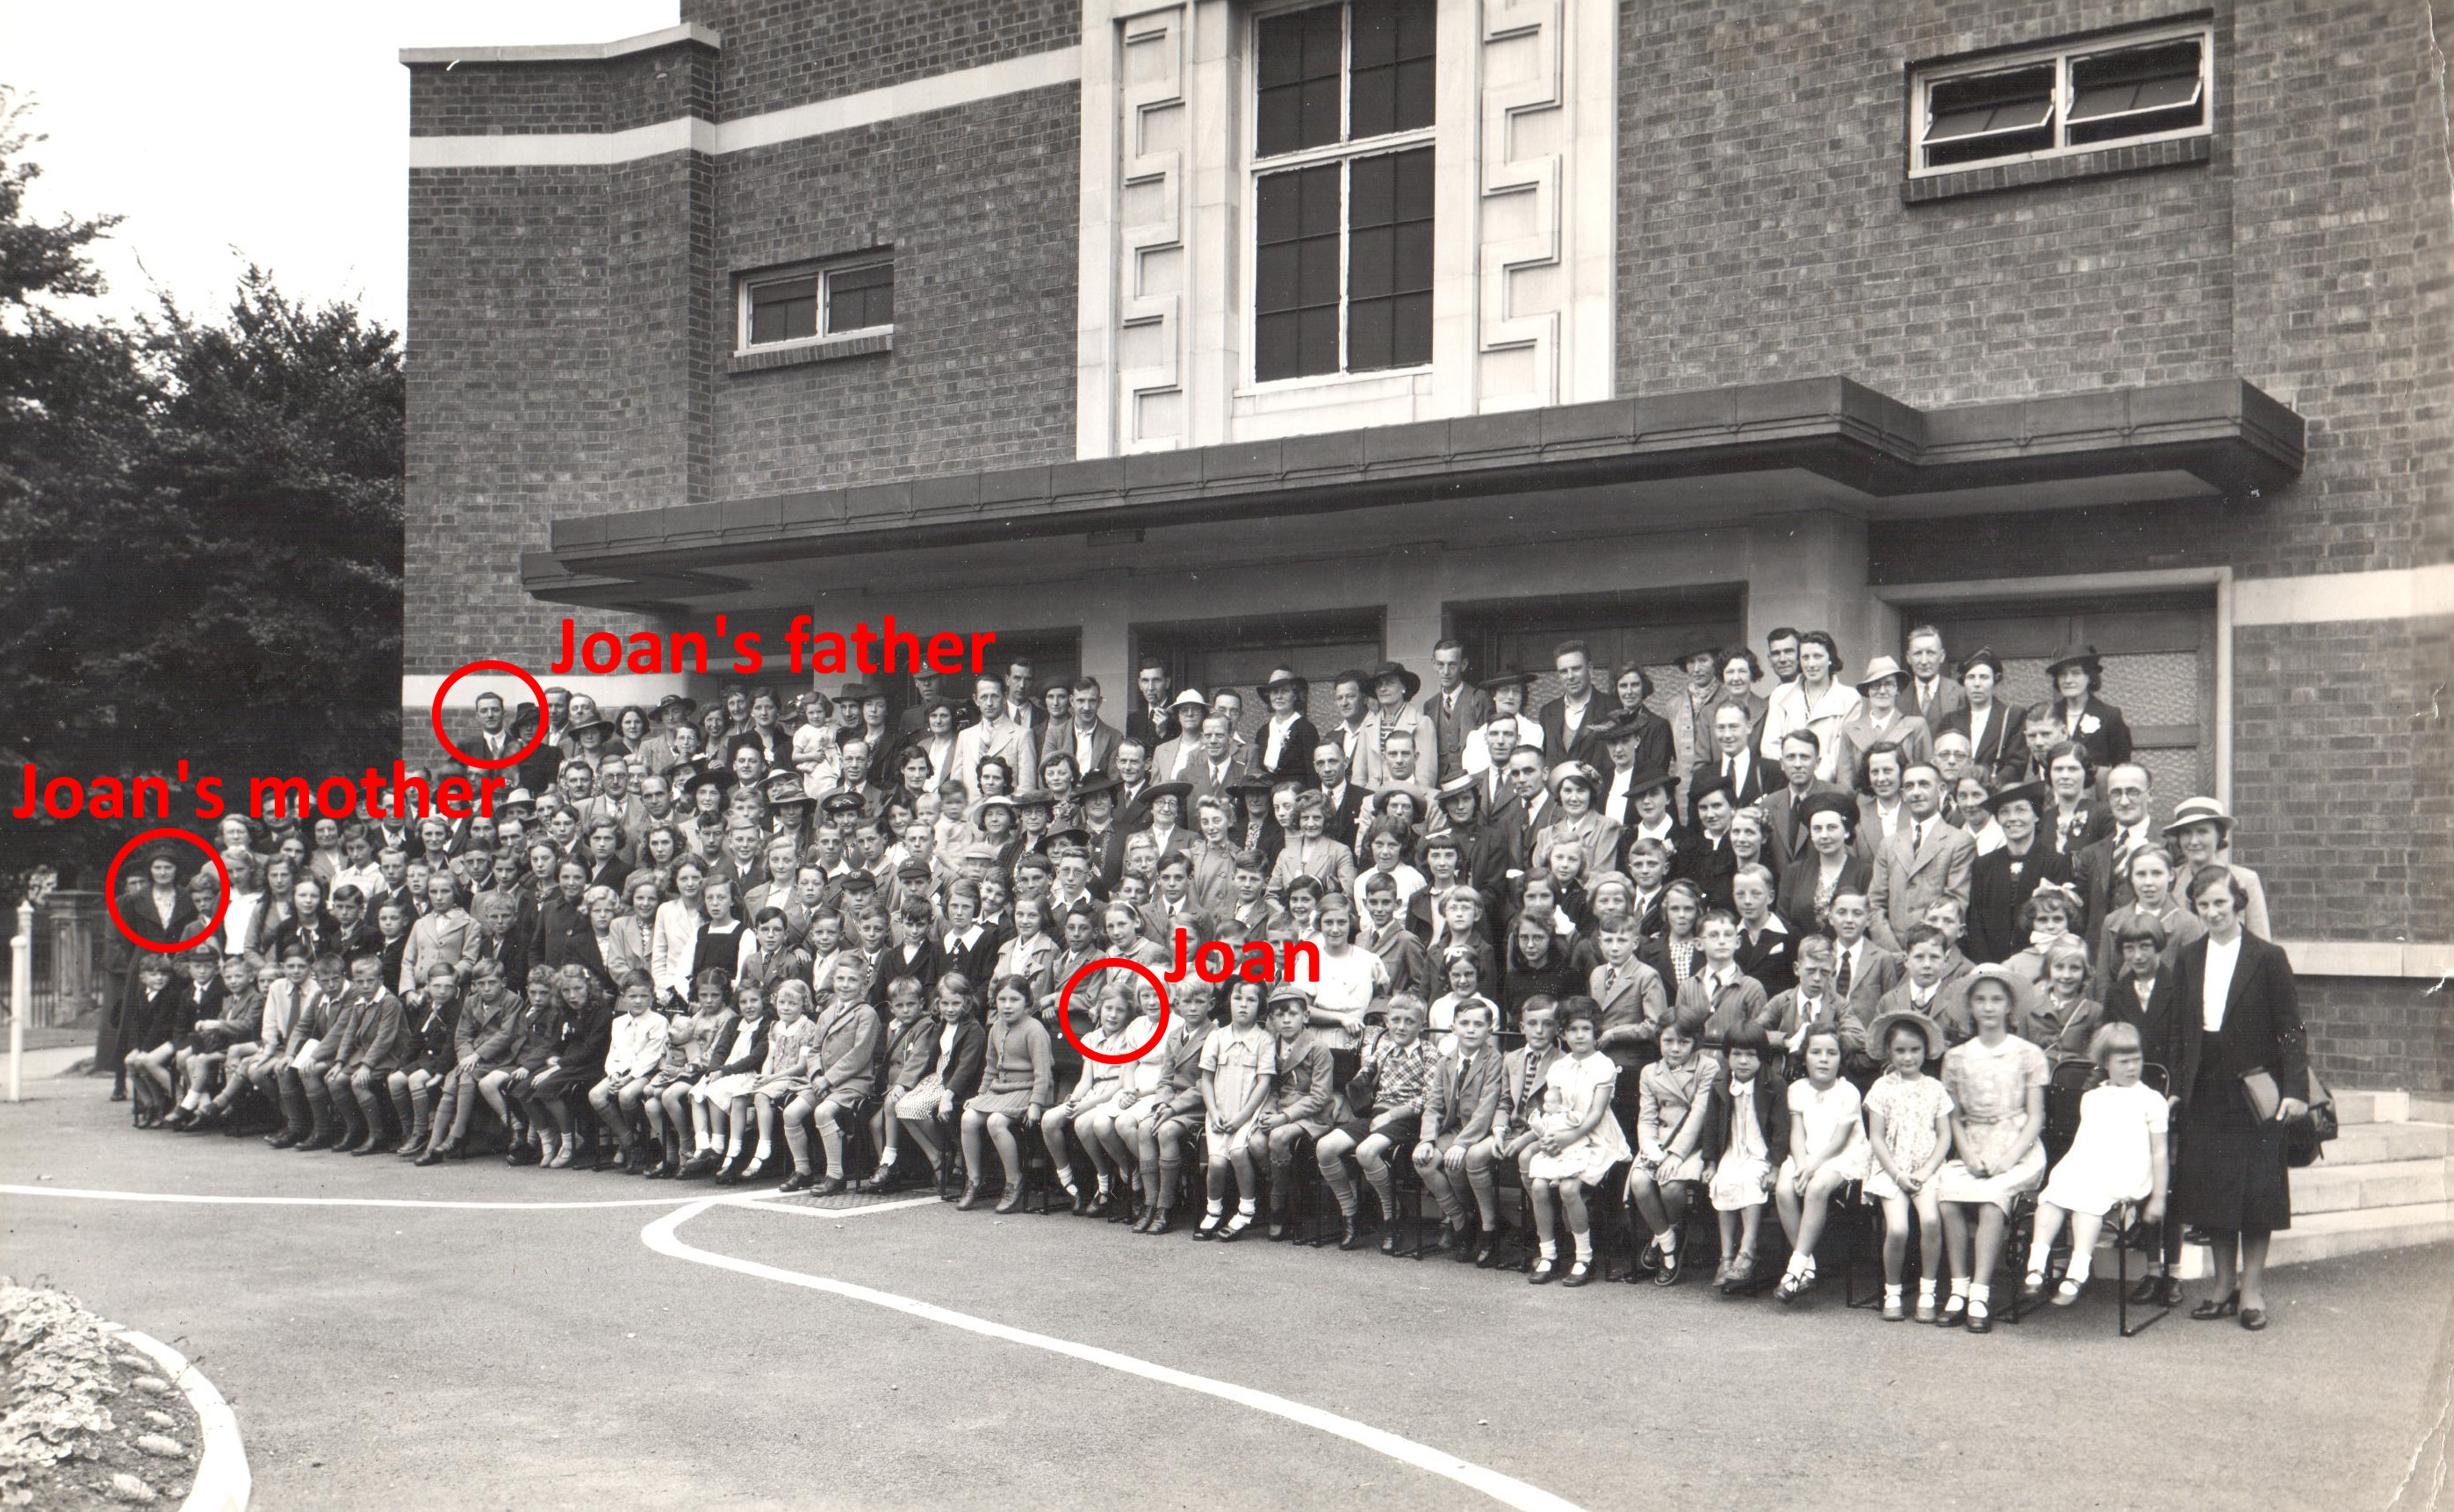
[2168,868,2309,1331]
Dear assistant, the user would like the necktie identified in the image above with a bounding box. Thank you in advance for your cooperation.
[1604,967,1621,1002]
[1911,819,1927,853]
[1833,949,1853,997]
[1721,754,1733,779]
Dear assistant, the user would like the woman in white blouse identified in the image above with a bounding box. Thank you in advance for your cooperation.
[651,859,709,1009]
[1758,631,1863,782]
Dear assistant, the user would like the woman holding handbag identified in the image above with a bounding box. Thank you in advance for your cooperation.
[2167,866,2310,1331]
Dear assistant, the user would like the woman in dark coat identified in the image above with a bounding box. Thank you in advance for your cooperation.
[109,851,201,1099]
[2040,644,2134,774]
[2167,867,2309,1331]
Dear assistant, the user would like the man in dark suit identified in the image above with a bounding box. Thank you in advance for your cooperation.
[1310,743,1371,850]
[1687,702,1770,827]
[1536,639,1611,772]
[1126,659,1175,752]
[1903,624,1968,729]
[465,691,522,766]
[1421,639,1493,786]
[1484,745,1557,876]
[1760,729,1851,875]
[2073,762,2159,942]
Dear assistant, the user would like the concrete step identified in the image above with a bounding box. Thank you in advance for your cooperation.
[2331,1089,2408,1126]
[2289,1156,2450,1216]
[2325,1120,2452,1164]
[2268,1201,2454,1268]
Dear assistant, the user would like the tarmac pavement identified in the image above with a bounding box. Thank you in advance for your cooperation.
[3,1062,2447,1511]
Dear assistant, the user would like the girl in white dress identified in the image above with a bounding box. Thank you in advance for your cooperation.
[1525,999,1632,1287]
[1196,980,1279,1241]
[1774,1025,1871,1302]
[1862,1009,1954,1321]
[2021,1021,2170,1307]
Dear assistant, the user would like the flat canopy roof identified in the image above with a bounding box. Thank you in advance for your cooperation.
[522,375,2302,612]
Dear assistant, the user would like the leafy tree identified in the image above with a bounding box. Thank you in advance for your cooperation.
[0,92,403,888]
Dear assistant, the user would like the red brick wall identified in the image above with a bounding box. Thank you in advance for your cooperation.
[2304,976,2454,1095]
[708,89,1081,500]
[680,0,1080,119]
[1620,0,2454,580]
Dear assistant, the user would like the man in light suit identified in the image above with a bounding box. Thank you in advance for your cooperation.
[1866,762,1977,952]
[1421,639,1493,786]
[1903,624,1968,728]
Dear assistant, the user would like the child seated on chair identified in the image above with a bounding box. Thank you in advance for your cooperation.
[1773,1024,1870,1302]
[2021,1020,2169,1307]
[1194,979,1278,1241]
[1250,986,1344,1241]
[1522,997,1630,1286]
[1043,984,1137,1213]
[1122,979,1215,1235]
[1935,966,2051,1333]
[1315,993,1437,1254]
[1626,1005,1716,1287]
[1702,1021,1789,1294]
[1478,997,1562,1224]
[1861,1008,1954,1321]
[783,959,883,1193]
[1414,997,1504,1262]
[861,974,936,1192]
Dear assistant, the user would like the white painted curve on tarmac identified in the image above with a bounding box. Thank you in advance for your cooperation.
[0,1182,719,1211]
[644,1199,1592,1512]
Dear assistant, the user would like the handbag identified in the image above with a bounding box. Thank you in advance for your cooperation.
[2286,1067,2337,1168]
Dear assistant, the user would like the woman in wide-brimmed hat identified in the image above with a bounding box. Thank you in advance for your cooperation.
[1834,655,1933,787]
[2163,796,2270,940]
[1250,666,1319,787]
[2040,644,2134,772]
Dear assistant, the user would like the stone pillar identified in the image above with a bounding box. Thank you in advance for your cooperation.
[1745,512,1884,666]
[1382,544,1447,676]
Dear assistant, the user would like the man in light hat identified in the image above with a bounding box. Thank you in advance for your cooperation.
[1353,659,1435,789]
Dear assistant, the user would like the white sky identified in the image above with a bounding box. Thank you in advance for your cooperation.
[3,1,673,336]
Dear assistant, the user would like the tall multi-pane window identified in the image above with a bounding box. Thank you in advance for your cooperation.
[1251,0,1435,383]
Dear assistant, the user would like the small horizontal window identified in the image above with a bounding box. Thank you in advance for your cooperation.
[738,258,895,350]
[1912,25,2211,176]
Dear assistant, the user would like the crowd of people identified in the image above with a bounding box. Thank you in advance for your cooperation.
[97,627,2316,1332]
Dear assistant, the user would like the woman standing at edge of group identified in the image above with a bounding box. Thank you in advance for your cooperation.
[2165,866,2307,1331]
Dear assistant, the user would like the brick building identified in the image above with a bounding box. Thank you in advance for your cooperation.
[402,0,2452,1092]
